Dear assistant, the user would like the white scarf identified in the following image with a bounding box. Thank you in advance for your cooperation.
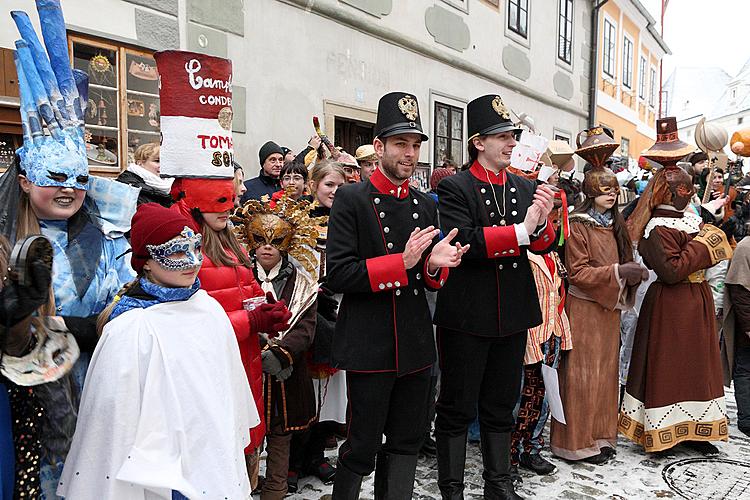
[643,209,702,239]
[256,260,283,299]
[127,163,173,194]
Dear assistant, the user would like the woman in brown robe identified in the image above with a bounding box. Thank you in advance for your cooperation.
[619,164,731,454]
[551,163,644,463]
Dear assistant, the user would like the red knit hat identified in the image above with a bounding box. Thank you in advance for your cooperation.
[430,167,453,190]
[130,203,195,273]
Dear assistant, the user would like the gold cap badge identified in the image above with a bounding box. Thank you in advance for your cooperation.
[492,96,510,120]
[398,95,419,121]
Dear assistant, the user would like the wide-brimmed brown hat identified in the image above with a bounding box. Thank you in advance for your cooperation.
[575,125,619,169]
[641,117,694,163]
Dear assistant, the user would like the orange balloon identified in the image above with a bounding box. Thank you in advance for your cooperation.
[730,129,750,157]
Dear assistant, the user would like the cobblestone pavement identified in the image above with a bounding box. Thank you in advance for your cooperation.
[261,387,750,499]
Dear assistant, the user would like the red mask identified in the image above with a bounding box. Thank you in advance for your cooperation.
[171,178,236,213]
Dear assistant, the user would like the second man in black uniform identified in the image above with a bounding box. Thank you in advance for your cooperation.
[434,94,556,500]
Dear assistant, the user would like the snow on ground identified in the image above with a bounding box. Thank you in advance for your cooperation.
[262,387,750,499]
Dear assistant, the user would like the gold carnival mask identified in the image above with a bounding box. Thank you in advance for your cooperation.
[231,187,328,279]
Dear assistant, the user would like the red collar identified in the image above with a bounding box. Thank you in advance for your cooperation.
[469,160,507,185]
[370,168,410,199]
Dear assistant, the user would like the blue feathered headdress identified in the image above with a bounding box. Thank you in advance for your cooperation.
[12,0,90,190]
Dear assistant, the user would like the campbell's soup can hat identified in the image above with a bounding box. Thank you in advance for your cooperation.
[154,50,234,179]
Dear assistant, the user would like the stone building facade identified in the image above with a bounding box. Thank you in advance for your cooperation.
[0,0,596,179]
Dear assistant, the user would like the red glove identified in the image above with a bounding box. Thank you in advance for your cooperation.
[248,292,292,336]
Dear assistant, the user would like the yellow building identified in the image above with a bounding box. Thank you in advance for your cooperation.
[595,0,670,160]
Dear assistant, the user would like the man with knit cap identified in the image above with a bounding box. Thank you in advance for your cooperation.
[241,140,284,203]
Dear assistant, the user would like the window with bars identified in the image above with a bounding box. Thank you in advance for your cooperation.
[602,19,616,78]
[434,102,463,167]
[649,66,657,106]
[558,0,573,64]
[508,0,529,39]
[622,36,633,89]
[638,56,647,98]
[68,34,160,173]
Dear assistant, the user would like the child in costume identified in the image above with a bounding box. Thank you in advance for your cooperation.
[233,189,324,499]
[510,248,571,477]
[153,49,291,490]
[6,2,139,496]
[551,126,646,464]
[58,203,259,500]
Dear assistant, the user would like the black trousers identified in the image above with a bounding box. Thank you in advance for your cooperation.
[337,369,431,476]
[435,328,527,436]
[734,330,750,434]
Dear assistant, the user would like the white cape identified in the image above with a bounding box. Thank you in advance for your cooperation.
[58,290,260,500]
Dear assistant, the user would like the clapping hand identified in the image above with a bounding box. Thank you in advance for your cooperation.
[403,226,440,269]
[427,228,470,272]
[523,185,556,234]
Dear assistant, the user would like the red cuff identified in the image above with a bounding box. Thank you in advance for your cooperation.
[366,254,409,292]
[529,223,556,253]
[423,257,449,289]
[483,226,520,258]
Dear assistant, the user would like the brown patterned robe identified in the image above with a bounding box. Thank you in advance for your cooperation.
[618,208,728,452]
[551,214,637,460]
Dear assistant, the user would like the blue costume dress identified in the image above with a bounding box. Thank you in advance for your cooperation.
[37,179,137,499]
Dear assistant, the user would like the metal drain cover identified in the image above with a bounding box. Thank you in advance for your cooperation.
[662,458,750,499]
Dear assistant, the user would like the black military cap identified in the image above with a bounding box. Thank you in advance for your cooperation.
[374,92,429,141]
[467,94,521,140]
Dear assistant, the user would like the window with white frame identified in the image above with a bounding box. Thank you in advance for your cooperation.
[638,56,647,98]
[620,137,630,157]
[554,131,571,144]
[508,0,529,39]
[622,36,633,89]
[558,0,573,64]
[434,102,464,167]
[649,66,657,106]
[602,19,616,78]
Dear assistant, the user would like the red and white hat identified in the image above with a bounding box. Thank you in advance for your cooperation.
[155,50,234,179]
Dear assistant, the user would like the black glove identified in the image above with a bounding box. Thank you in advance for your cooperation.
[261,349,283,376]
[0,260,51,327]
[316,287,339,322]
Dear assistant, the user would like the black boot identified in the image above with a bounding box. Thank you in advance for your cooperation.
[480,431,523,500]
[436,433,467,500]
[331,461,363,500]
[373,452,419,500]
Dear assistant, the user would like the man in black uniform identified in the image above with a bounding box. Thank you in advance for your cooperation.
[433,94,556,500]
[326,92,469,500]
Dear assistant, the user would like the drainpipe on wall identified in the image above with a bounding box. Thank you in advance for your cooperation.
[588,0,609,127]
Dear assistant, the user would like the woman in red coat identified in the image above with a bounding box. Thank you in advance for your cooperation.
[171,178,291,491]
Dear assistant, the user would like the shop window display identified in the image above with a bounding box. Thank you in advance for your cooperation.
[68,35,160,174]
